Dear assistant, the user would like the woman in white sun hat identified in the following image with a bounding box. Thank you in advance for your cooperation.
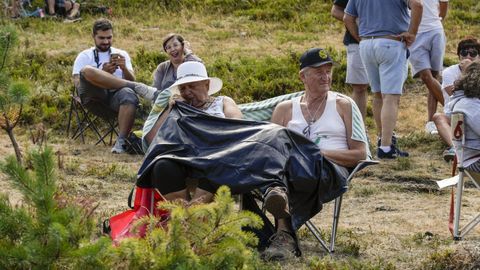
[139,61,243,204]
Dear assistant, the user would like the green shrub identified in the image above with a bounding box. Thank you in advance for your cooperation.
[80,186,267,269]
[0,147,101,269]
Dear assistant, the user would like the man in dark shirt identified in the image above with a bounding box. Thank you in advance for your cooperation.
[331,0,369,120]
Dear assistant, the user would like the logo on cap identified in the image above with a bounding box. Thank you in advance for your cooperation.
[319,50,328,59]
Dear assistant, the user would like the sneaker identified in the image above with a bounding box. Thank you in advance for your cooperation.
[377,145,409,159]
[262,230,298,261]
[263,186,290,219]
[377,134,398,148]
[425,121,438,135]
[133,83,156,101]
[111,139,126,154]
[443,146,455,162]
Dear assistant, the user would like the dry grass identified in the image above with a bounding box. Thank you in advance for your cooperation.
[2,6,480,269]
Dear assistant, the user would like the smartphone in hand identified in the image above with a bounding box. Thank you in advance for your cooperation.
[110,53,121,66]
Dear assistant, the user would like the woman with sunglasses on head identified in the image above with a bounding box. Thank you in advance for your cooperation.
[152,33,202,94]
[433,38,480,161]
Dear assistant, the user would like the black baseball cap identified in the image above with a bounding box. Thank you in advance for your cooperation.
[299,48,334,70]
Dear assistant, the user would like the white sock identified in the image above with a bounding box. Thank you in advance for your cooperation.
[380,146,392,152]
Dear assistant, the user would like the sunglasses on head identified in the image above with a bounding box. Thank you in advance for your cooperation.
[460,49,479,58]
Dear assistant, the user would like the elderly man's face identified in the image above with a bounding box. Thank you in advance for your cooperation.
[178,80,210,107]
[301,64,333,92]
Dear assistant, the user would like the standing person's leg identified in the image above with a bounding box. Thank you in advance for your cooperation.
[46,0,56,15]
[409,30,445,134]
[359,40,382,137]
[65,0,79,18]
[380,94,400,147]
[376,39,409,158]
[81,66,157,100]
[419,69,442,134]
[352,84,369,119]
[372,92,383,138]
[346,44,370,120]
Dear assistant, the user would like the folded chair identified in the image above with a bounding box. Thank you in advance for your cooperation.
[450,112,480,240]
[66,86,118,145]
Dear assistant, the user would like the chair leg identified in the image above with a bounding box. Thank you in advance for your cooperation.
[71,103,86,144]
[454,170,480,239]
[66,97,74,137]
[330,195,343,252]
[305,220,331,253]
[453,171,464,240]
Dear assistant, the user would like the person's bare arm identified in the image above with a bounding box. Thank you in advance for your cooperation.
[321,98,367,167]
[399,0,423,47]
[270,101,292,127]
[144,105,173,145]
[343,14,360,42]
[222,96,243,119]
[331,4,345,22]
[439,1,448,20]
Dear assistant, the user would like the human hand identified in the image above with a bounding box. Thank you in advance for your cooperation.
[113,55,127,71]
[183,40,192,55]
[459,59,473,72]
[397,32,416,47]
[169,93,184,107]
[102,62,117,74]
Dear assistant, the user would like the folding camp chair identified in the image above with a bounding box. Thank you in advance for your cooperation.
[305,159,379,253]
[450,112,480,240]
[240,159,379,254]
[66,86,118,145]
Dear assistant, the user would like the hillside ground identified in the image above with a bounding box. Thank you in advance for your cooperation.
[1,2,480,268]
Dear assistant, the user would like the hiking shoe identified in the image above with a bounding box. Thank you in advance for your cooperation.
[111,139,126,154]
[425,121,438,135]
[377,133,398,147]
[263,186,290,219]
[262,230,298,261]
[63,17,82,23]
[377,145,409,159]
[443,146,456,162]
[133,83,156,101]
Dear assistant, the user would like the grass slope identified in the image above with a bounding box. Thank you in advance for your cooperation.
[0,0,480,268]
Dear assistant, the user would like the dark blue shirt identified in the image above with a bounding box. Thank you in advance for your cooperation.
[333,0,358,45]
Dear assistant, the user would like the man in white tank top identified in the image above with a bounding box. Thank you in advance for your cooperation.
[263,48,367,261]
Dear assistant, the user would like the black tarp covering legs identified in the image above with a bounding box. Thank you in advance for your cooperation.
[137,102,347,230]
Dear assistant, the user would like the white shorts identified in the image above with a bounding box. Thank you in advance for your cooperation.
[346,44,369,85]
[409,29,446,77]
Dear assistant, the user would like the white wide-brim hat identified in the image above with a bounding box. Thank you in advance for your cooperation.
[169,61,223,95]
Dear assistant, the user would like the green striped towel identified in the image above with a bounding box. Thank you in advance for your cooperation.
[142,90,370,159]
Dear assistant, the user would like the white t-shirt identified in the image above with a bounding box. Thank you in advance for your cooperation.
[416,0,447,33]
[72,46,133,79]
[442,64,461,114]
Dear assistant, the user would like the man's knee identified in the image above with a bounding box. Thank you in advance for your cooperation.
[80,66,96,80]
[433,113,449,125]
[116,87,139,106]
